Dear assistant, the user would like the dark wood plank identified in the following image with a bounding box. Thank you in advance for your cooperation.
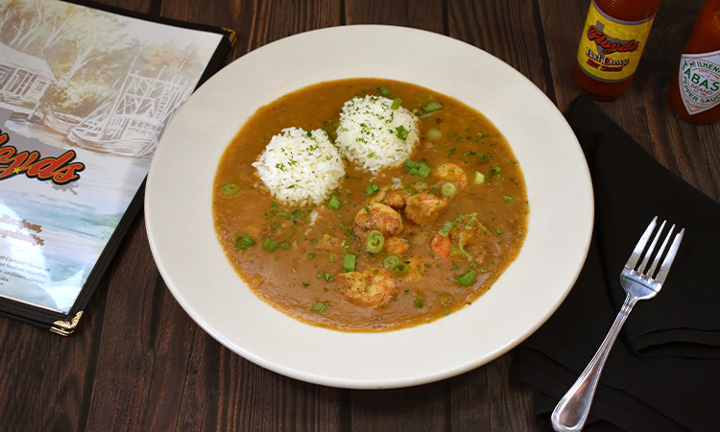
[447,0,554,99]
[345,0,444,33]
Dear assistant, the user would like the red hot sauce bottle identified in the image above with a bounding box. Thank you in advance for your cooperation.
[668,0,720,125]
[573,0,662,100]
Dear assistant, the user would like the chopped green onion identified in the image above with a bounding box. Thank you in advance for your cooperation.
[474,171,485,184]
[441,182,457,198]
[271,201,279,208]
[439,220,454,237]
[343,253,357,271]
[503,195,513,202]
[391,98,402,110]
[324,273,334,282]
[490,166,502,177]
[405,160,431,178]
[383,255,401,269]
[275,211,295,220]
[414,292,424,308]
[366,230,385,253]
[366,182,380,195]
[308,252,316,258]
[221,184,240,196]
[263,238,279,252]
[328,195,341,209]
[234,234,255,249]
[392,263,411,274]
[421,101,443,113]
[312,301,327,314]
[427,128,442,140]
[379,86,395,98]
[396,125,409,141]
[280,241,291,250]
[455,269,476,286]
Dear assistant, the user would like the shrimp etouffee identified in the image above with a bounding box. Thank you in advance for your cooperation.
[213,78,529,332]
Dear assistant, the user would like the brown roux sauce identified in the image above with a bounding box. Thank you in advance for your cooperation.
[213,78,529,332]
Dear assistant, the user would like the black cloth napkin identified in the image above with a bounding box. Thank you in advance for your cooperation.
[515,95,720,432]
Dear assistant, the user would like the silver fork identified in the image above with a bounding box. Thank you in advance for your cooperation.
[551,217,685,432]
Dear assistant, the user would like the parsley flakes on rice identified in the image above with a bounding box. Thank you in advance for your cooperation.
[252,127,344,206]
[335,95,419,172]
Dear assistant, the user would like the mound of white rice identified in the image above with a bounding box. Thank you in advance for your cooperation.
[253,127,345,206]
[336,95,419,172]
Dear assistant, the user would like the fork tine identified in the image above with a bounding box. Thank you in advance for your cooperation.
[647,223,675,277]
[654,228,684,283]
[639,220,666,273]
[626,216,658,270]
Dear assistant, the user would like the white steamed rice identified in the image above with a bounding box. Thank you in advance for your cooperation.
[253,127,345,206]
[336,95,419,172]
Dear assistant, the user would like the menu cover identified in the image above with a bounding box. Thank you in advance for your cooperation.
[0,0,234,334]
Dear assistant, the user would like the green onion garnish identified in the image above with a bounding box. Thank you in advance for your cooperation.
[366,182,380,195]
[439,221,454,237]
[343,253,357,272]
[414,292,424,308]
[312,301,327,314]
[441,182,457,198]
[391,98,402,110]
[396,125,409,141]
[263,238,279,252]
[455,269,476,286]
[234,234,255,249]
[379,86,395,98]
[221,184,240,196]
[405,160,431,178]
[490,166,502,176]
[421,101,443,113]
[280,241,291,250]
[383,255,401,269]
[391,263,411,274]
[474,171,485,184]
[366,230,385,253]
[427,128,442,140]
[328,195,341,209]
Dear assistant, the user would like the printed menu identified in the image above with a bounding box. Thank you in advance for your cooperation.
[0,0,233,334]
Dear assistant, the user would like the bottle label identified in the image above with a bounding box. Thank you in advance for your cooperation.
[576,0,656,82]
[678,50,720,115]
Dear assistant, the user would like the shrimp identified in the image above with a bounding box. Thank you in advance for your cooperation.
[337,269,397,307]
[403,192,449,225]
[429,163,468,189]
[385,236,410,255]
[430,234,450,259]
[353,203,404,239]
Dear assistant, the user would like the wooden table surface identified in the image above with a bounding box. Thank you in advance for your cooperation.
[2,0,718,431]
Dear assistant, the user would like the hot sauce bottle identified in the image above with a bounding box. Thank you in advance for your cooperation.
[573,0,663,100]
[668,0,720,125]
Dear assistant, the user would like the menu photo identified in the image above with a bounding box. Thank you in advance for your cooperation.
[0,0,233,334]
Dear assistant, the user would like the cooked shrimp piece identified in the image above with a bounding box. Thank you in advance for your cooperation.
[429,163,468,189]
[337,269,397,307]
[430,234,450,259]
[404,192,449,225]
[382,191,405,209]
[450,216,485,246]
[401,256,434,283]
[353,203,404,239]
[385,236,410,255]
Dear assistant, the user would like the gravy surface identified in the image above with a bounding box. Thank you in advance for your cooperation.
[213,78,529,332]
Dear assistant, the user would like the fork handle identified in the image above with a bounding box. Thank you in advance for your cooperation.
[551,293,637,432]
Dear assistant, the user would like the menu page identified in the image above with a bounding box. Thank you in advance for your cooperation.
[0,0,225,314]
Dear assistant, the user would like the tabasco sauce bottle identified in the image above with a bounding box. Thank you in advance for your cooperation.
[668,0,720,125]
[574,0,662,100]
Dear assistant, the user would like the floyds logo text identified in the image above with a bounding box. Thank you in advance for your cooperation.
[678,50,720,115]
[576,2,655,83]
[0,129,85,185]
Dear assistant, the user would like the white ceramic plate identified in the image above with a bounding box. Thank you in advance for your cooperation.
[145,25,593,389]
